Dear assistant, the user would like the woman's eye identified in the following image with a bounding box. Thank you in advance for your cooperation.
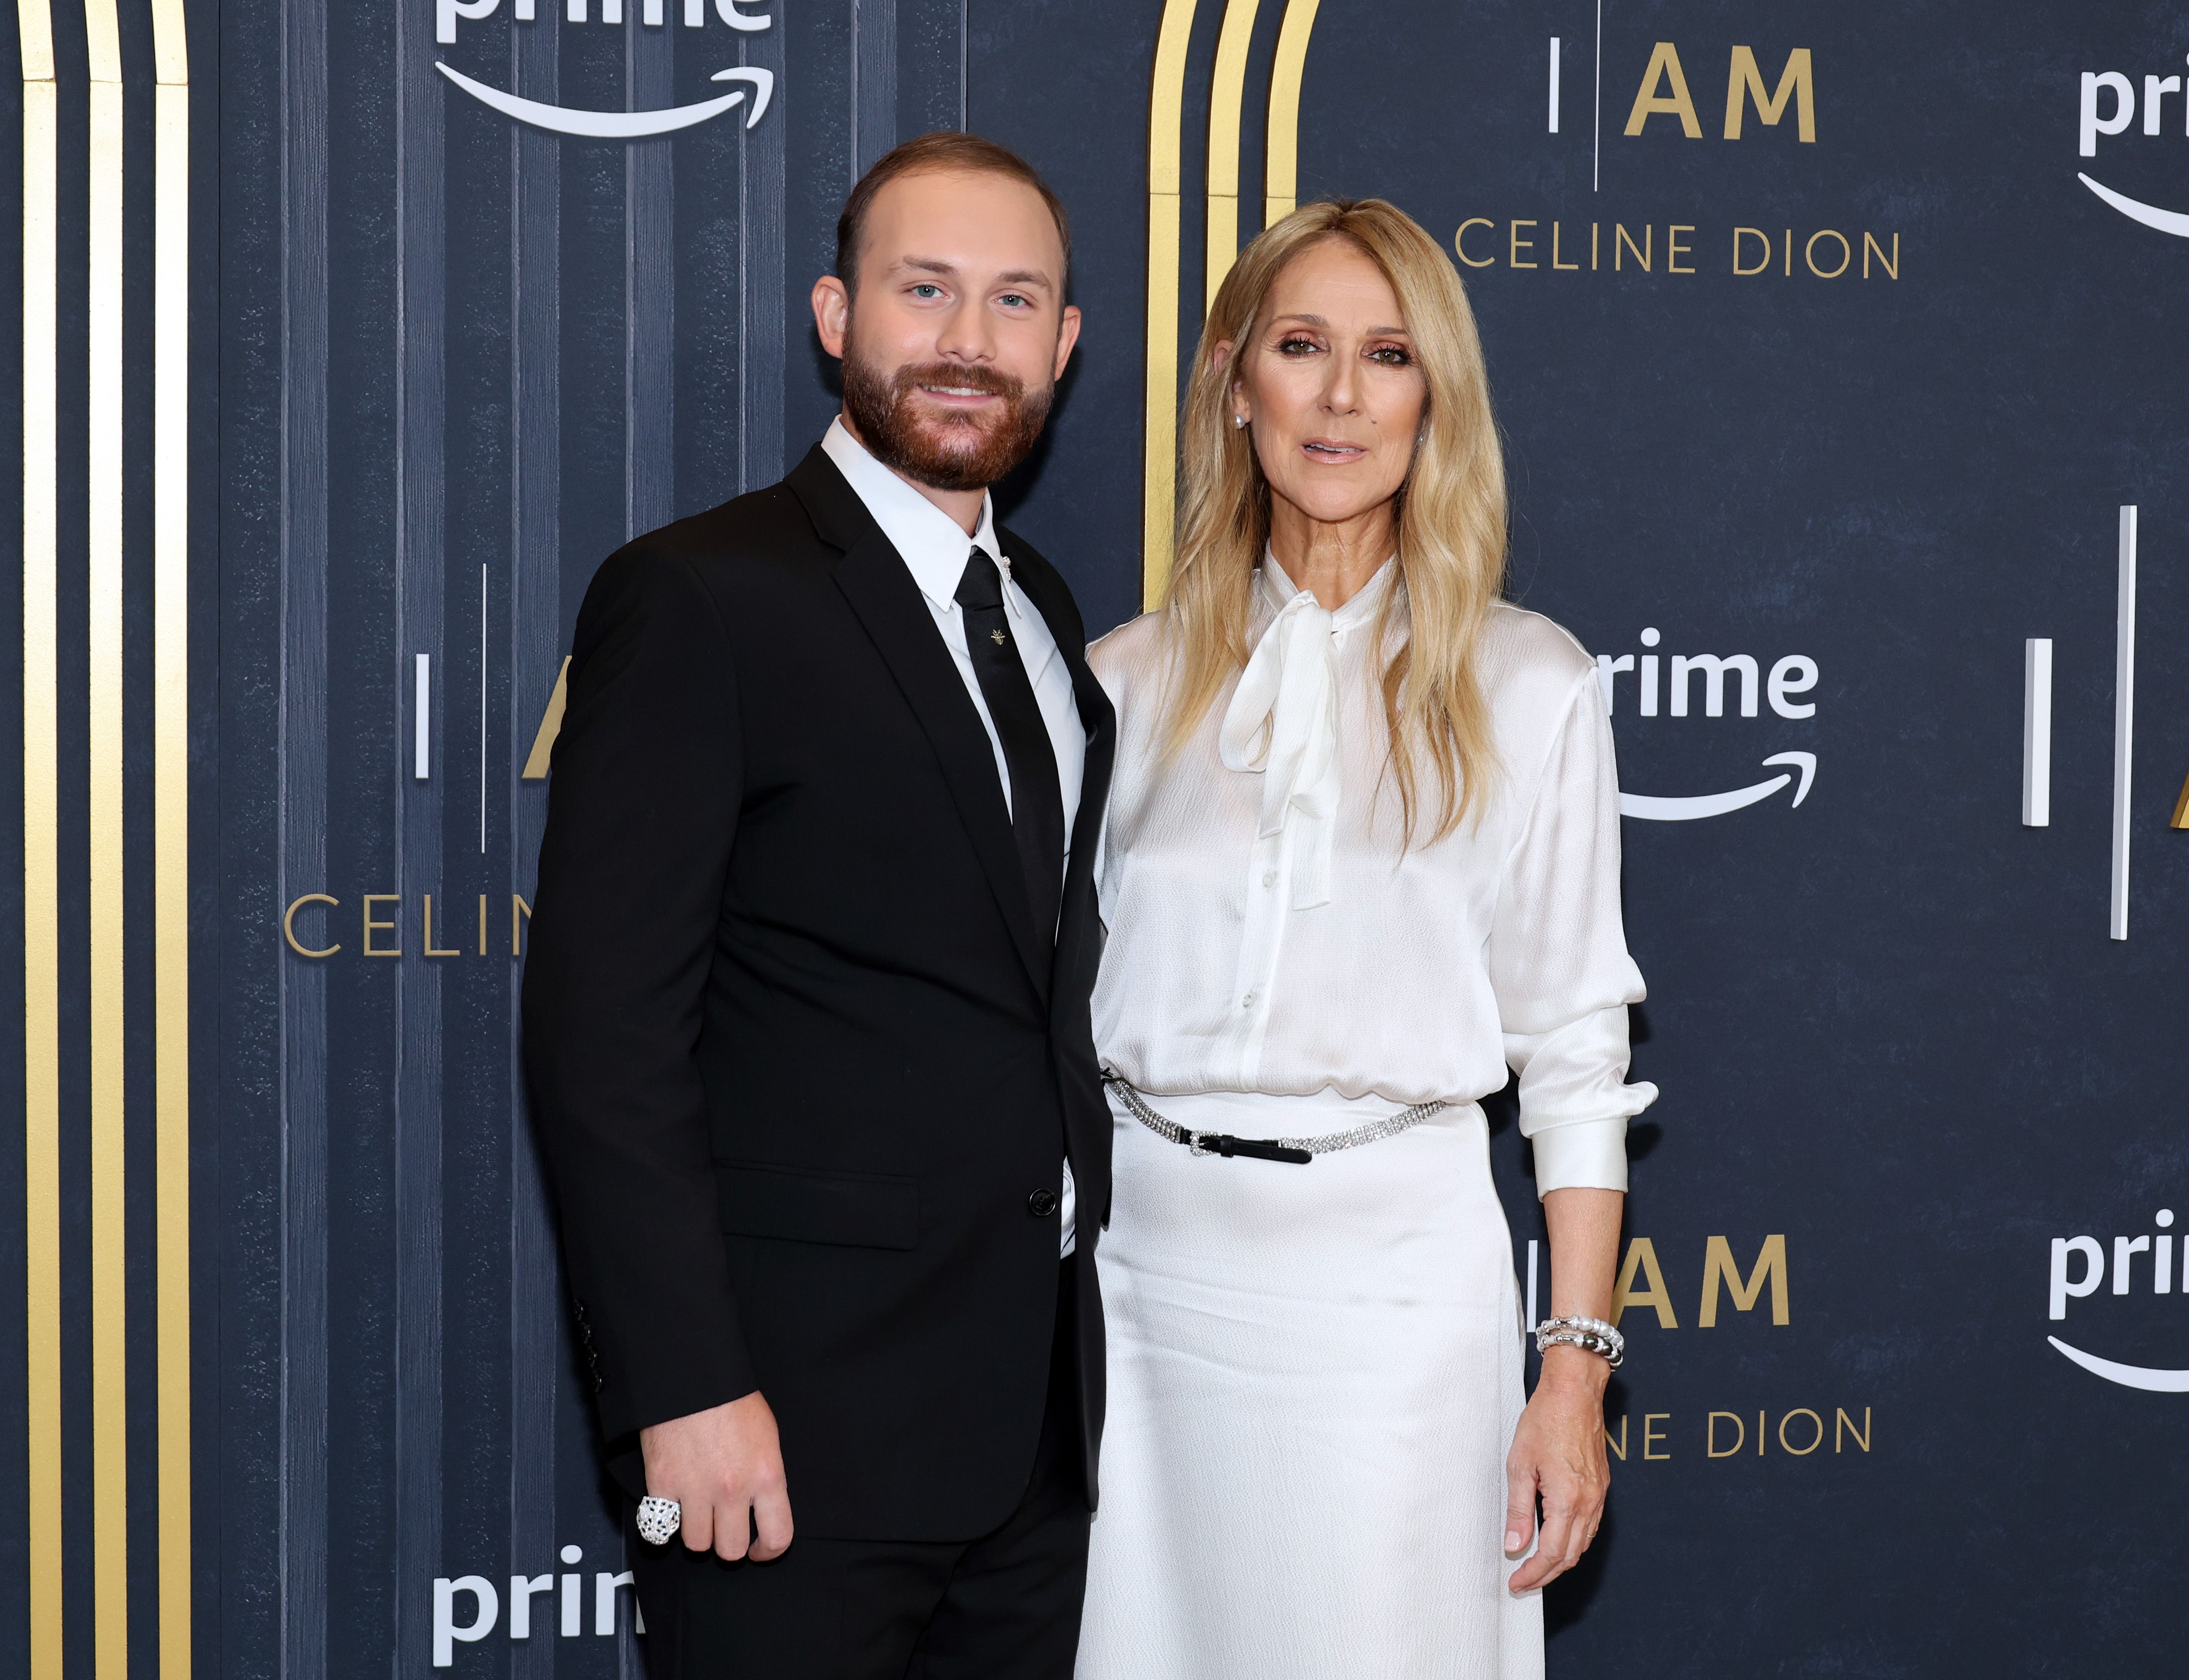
[1369,345,1413,367]
[1277,336,1320,356]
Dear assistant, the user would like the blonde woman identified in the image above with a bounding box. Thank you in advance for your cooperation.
[1075,200,1655,1679]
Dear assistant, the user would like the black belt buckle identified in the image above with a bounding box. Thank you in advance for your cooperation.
[1183,1128,1312,1166]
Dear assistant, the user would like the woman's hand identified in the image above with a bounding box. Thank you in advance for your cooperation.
[1503,1344,1611,1594]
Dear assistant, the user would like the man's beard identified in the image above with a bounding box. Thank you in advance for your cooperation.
[840,344,1054,493]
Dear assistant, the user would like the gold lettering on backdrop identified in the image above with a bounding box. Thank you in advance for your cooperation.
[1778,1408,1824,1455]
[522,655,571,779]
[1591,222,1599,270]
[284,893,341,958]
[477,894,489,955]
[1615,224,1651,271]
[1605,1415,1627,1461]
[1508,219,1538,268]
[1732,226,1771,274]
[1707,1411,1746,1458]
[1862,231,1900,279]
[1805,229,1851,278]
[1613,1237,1679,1328]
[1551,222,1579,270]
[513,892,534,956]
[422,894,460,957]
[1723,46,1816,142]
[362,895,402,956]
[1625,41,1702,137]
[1667,225,1696,273]
[1454,218,1495,267]
[1757,1409,1766,1455]
[1783,228,1792,277]
[1643,1414,1672,1460]
[1835,1407,1872,1453]
[1699,1234,1790,1325]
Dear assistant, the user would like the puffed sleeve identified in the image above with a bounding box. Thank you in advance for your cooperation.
[1487,668,1657,1196]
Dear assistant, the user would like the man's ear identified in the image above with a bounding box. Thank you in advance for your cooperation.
[812,275,850,359]
[1052,304,1084,380]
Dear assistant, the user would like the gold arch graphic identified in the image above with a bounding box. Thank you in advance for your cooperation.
[1203,0,1263,312]
[152,5,193,1675]
[19,0,192,1672]
[1263,0,1321,225]
[20,1,61,1675]
[1141,0,1323,607]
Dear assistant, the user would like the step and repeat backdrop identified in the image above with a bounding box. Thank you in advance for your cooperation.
[4,0,2187,1674]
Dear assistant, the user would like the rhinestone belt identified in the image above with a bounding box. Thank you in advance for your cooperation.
[1102,1073,1447,1166]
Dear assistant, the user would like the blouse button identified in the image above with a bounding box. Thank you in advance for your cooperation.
[1241,992,1257,1009]
[1261,870,1278,888]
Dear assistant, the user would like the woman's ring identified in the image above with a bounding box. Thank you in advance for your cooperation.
[636,1496,683,1546]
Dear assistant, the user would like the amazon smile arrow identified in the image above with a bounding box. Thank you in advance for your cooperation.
[436,63,774,138]
[1619,753,1816,822]
[2047,1335,2189,1393]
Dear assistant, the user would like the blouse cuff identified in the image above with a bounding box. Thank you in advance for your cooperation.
[1527,1115,1630,1197]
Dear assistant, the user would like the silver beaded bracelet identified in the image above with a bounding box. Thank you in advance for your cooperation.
[1532,1314,1625,1369]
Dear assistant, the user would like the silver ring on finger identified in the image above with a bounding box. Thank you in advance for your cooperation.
[636,1496,683,1546]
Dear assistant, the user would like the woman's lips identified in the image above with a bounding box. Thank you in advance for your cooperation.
[1301,438,1366,459]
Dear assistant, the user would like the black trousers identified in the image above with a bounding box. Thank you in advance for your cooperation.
[630,1261,1090,1680]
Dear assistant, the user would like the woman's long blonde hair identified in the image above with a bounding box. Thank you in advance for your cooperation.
[1163,198,1507,840]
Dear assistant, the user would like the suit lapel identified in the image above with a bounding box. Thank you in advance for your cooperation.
[792,450,1050,1000]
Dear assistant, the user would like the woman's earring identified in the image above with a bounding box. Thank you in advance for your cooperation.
[1233,412,1248,430]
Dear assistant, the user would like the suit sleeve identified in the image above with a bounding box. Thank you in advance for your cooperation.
[522,543,757,1441]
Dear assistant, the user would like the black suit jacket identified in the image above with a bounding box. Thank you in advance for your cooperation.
[521,446,1116,1541]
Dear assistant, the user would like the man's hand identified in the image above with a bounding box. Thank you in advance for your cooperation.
[639,1392,794,1561]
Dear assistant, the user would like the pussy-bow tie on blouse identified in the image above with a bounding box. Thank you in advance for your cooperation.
[1218,572,1372,912]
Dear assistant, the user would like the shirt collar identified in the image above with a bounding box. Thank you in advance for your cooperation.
[823,417,1004,612]
[1257,548,1397,633]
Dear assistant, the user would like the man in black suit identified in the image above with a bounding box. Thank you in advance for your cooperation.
[521,132,1114,1677]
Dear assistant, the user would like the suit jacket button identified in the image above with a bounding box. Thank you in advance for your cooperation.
[1027,1189,1058,1218]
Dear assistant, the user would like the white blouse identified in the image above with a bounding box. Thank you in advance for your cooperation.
[1088,557,1655,1196]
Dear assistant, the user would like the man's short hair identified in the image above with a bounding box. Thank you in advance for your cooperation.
[836,131,1071,298]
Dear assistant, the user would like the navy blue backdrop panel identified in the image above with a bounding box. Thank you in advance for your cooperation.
[2,1,2185,1677]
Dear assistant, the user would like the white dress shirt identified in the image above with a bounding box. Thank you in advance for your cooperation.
[1089,555,1656,1196]
[823,419,1087,1251]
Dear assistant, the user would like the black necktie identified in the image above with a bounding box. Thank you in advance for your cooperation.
[955,547,1065,944]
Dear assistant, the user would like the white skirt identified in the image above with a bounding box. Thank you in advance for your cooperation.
[1077,1088,1542,1680]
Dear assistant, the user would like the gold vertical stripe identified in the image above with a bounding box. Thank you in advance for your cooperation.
[87,0,127,1668]
[150,0,187,84]
[1143,0,1200,610]
[1263,0,1321,225]
[18,0,52,78]
[152,0,193,1669]
[20,0,61,1668]
[1202,0,1261,310]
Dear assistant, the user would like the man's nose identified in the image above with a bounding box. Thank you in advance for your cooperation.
[934,297,997,363]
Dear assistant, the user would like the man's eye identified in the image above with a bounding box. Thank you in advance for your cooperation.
[911,284,943,299]
[998,292,1030,309]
